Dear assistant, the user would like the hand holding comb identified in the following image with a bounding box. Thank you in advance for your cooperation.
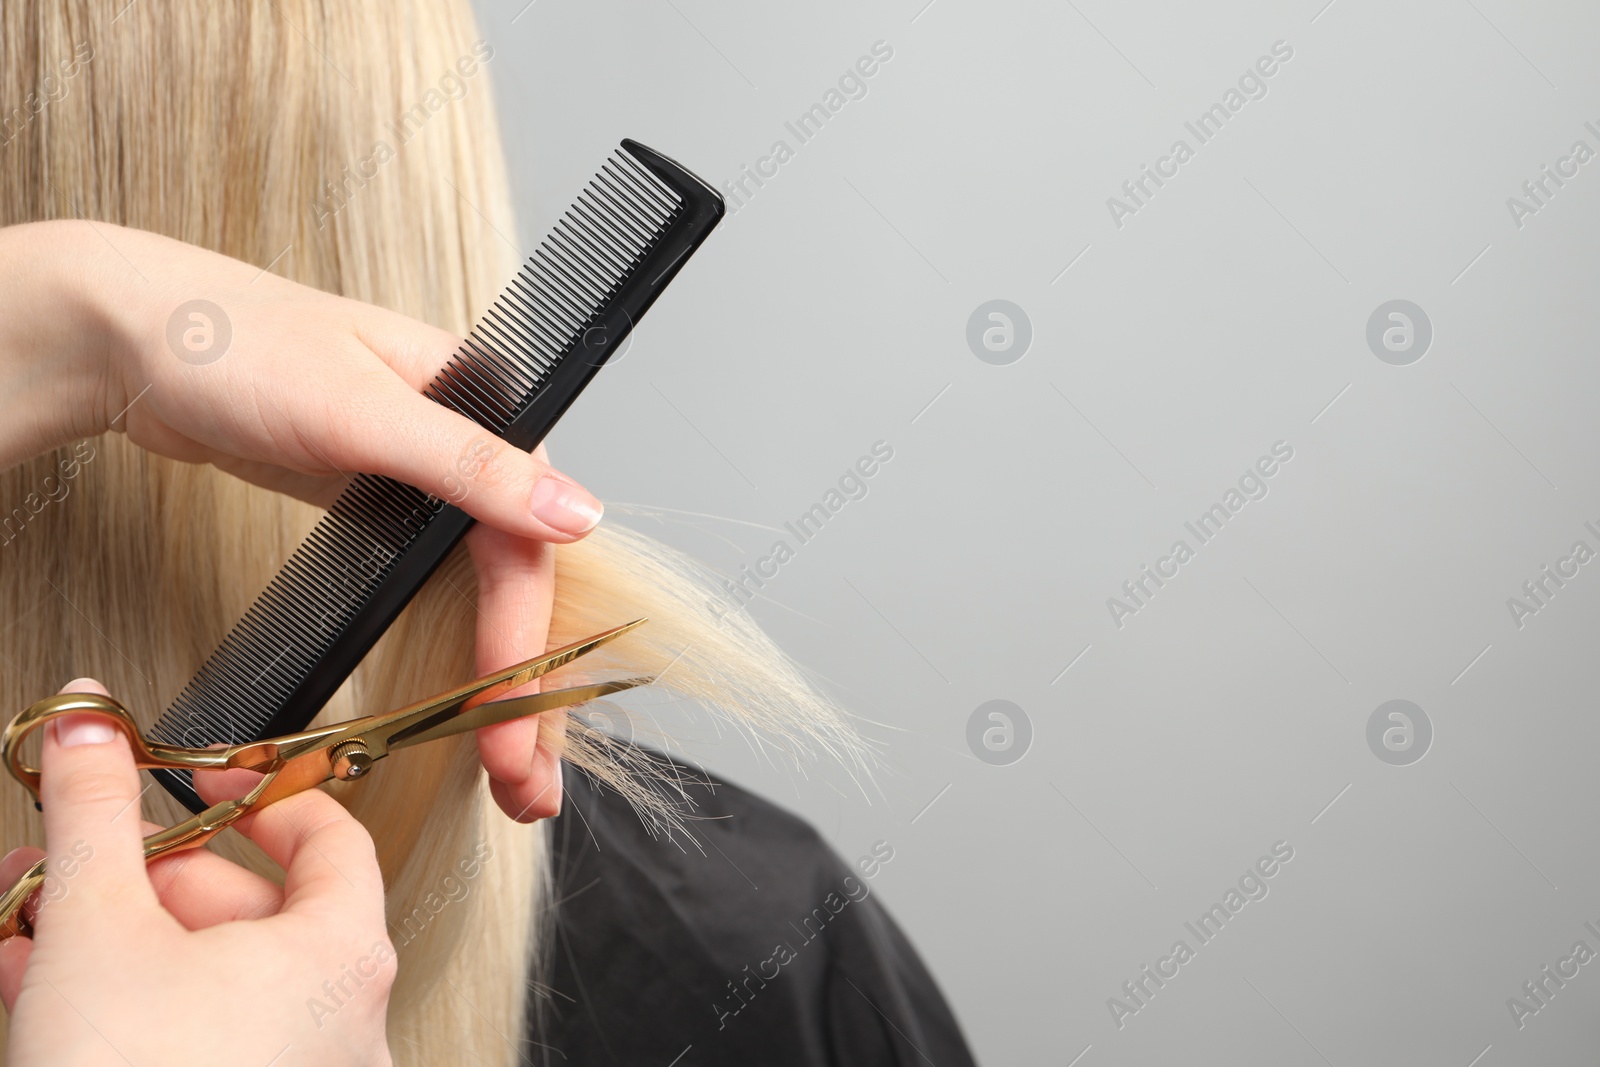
[139,140,724,813]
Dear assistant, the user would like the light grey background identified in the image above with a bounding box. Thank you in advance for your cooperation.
[476,1,1600,1063]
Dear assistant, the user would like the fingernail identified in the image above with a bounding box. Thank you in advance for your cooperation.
[52,714,116,748]
[530,477,603,535]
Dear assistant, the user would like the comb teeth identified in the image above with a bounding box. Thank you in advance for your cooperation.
[149,145,694,754]
[427,151,680,427]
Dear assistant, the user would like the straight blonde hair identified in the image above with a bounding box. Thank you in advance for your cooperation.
[0,2,860,1062]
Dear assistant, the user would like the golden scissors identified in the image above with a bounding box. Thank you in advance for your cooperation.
[0,618,649,938]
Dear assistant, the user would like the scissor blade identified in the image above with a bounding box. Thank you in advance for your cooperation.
[384,678,649,751]
[364,620,647,755]
[459,618,649,713]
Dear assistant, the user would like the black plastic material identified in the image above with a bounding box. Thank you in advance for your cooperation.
[151,141,723,813]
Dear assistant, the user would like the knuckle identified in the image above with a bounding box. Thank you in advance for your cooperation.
[444,433,532,503]
[514,788,560,824]
[371,939,400,989]
[327,932,397,996]
[459,436,510,486]
[340,826,382,877]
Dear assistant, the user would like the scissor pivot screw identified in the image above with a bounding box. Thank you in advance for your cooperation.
[331,740,374,781]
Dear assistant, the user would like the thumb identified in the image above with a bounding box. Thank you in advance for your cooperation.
[33,678,157,927]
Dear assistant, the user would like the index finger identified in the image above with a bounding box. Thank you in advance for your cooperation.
[346,306,605,544]
[227,787,385,926]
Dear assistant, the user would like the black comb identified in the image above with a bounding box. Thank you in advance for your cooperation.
[149,140,724,813]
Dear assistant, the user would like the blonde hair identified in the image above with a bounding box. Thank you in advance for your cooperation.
[0,2,859,1062]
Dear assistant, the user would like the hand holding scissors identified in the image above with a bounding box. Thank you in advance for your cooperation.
[0,618,648,939]
[0,678,392,1064]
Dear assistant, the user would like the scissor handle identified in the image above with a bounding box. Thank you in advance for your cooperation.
[2,692,229,803]
[0,692,273,937]
[0,857,45,939]
[0,792,259,939]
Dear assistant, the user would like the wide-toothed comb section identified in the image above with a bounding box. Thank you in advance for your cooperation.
[148,146,688,753]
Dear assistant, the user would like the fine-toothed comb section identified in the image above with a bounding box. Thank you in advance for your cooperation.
[150,140,724,813]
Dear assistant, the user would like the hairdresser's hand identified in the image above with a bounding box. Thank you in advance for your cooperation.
[0,679,396,1066]
[0,219,604,543]
[1,220,588,825]
[1,220,592,822]
[468,523,566,822]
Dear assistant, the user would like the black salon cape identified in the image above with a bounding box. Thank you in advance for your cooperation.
[524,753,977,1066]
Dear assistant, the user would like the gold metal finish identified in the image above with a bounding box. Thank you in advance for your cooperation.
[0,618,649,938]
[330,740,373,780]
